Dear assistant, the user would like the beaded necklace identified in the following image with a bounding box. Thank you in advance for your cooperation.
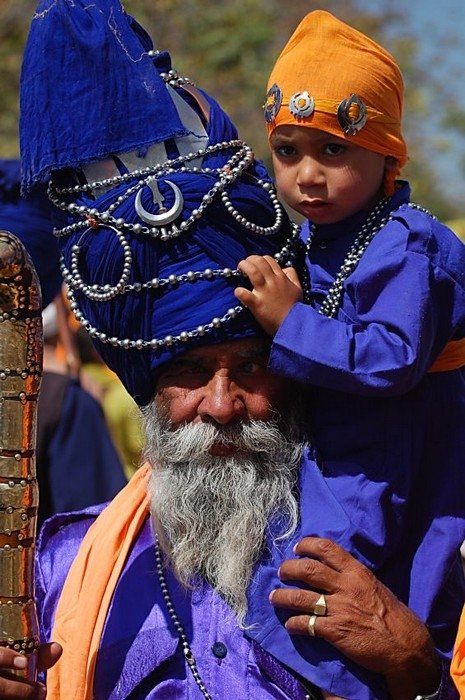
[154,535,315,700]
[305,198,434,319]
[154,535,213,700]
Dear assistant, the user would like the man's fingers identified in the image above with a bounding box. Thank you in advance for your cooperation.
[37,642,62,672]
[284,613,329,637]
[0,647,29,671]
[270,587,334,615]
[293,537,361,574]
[278,556,339,592]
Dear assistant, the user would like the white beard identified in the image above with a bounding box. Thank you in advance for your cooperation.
[142,403,304,626]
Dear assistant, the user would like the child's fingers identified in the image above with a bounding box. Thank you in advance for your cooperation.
[234,287,254,306]
[237,256,278,287]
[283,266,302,288]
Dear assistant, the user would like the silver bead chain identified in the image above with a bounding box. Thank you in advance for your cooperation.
[154,535,213,700]
[307,200,435,319]
[49,141,284,241]
[60,219,300,351]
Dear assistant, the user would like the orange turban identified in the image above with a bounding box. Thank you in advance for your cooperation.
[264,11,408,190]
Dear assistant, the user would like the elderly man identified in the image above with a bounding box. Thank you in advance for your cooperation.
[1,1,462,698]
[0,336,443,699]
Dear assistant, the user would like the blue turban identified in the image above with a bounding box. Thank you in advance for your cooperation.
[0,159,61,308]
[20,0,300,405]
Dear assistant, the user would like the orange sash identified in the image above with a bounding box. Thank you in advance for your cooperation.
[47,464,150,700]
[451,605,465,697]
[428,338,465,373]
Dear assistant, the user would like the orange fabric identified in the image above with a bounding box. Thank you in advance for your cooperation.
[428,339,465,373]
[47,463,151,700]
[265,10,408,189]
[451,605,465,696]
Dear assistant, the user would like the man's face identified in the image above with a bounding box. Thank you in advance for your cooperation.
[146,338,303,624]
[154,338,289,456]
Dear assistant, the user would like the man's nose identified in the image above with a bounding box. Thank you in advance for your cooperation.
[197,375,245,425]
[296,156,325,188]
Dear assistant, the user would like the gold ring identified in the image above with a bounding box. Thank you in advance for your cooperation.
[308,613,317,637]
[313,593,327,617]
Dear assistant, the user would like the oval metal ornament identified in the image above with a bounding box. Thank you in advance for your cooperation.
[337,94,368,135]
[263,83,283,123]
[135,178,184,225]
[289,91,315,118]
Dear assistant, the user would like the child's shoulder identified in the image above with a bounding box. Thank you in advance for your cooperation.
[388,199,465,277]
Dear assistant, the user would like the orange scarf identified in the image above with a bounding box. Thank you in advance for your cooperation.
[428,338,465,373]
[47,463,151,699]
[451,605,465,696]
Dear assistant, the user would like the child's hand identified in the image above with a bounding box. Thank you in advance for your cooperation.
[235,255,302,336]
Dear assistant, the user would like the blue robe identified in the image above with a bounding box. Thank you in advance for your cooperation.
[246,182,465,696]
[37,508,320,700]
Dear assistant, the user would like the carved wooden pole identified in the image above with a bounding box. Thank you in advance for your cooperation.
[0,230,42,679]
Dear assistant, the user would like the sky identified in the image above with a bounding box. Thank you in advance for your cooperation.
[358,0,465,206]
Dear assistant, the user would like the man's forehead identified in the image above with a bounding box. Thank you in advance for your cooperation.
[174,338,270,363]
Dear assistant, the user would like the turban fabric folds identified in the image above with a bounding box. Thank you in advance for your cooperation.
[20,1,299,405]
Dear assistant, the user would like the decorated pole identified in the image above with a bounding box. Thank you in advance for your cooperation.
[0,230,42,679]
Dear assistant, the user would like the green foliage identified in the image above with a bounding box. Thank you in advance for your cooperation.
[2,0,463,218]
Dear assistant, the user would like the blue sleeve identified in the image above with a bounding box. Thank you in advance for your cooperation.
[47,381,127,513]
[270,217,465,396]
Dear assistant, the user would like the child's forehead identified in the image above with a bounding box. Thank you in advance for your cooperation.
[270,125,344,144]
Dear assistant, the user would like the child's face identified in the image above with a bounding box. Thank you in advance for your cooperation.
[270,125,388,225]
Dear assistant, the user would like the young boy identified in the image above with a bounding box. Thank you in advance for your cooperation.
[235,9,465,697]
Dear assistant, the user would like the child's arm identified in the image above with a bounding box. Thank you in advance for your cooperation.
[235,255,303,336]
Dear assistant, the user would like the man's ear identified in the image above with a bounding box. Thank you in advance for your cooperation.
[384,156,398,172]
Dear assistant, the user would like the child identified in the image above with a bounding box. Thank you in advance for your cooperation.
[235,9,465,696]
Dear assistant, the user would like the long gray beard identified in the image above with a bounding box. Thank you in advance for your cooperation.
[142,404,304,626]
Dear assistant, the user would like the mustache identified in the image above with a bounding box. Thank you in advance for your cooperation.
[152,417,293,463]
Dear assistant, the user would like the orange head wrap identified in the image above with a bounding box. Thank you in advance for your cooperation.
[264,11,408,195]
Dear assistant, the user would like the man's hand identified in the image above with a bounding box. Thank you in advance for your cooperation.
[235,255,302,336]
[0,643,62,698]
[269,537,441,700]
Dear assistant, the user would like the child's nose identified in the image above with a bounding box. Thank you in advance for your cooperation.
[296,156,325,188]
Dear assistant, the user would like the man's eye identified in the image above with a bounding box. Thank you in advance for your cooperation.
[238,361,264,374]
[182,365,207,375]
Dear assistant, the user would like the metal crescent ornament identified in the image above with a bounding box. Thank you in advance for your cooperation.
[135,178,184,225]
[337,94,368,135]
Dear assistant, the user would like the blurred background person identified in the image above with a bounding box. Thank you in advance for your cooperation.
[0,159,127,527]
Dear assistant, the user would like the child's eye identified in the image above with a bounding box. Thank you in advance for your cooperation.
[324,143,346,156]
[273,144,297,158]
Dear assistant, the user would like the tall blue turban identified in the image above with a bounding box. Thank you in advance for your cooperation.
[0,159,61,309]
[20,0,300,405]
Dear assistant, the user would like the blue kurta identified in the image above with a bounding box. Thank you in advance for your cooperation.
[36,508,318,700]
[248,182,465,695]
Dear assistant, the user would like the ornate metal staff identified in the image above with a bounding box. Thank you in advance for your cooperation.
[0,230,42,679]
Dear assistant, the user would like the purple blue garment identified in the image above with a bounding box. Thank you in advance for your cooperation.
[19,1,187,190]
[246,182,464,697]
[37,444,459,697]
[36,507,321,700]
[0,159,61,308]
[36,373,127,527]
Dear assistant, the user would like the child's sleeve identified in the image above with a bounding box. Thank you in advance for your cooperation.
[270,220,465,396]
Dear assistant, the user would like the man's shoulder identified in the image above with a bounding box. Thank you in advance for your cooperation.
[37,502,108,561]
